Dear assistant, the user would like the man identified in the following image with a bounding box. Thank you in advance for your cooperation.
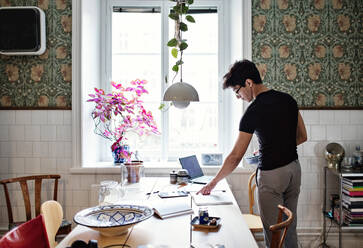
[197,59,307,248]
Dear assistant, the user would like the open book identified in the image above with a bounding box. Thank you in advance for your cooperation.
[151,198,194,219]
[192,191,233,206]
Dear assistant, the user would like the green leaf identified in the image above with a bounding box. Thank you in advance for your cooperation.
[186,15,195,23]
[173,6,181,13]
[171,48,178,58]
[180,22,188,31]
[187,0,194,4]
[179,42,188,50]
[176,60,184,66]
[158,103,165,110]
[167,38,178,47]
[172,65,179,72]
[168,13,179,20]
[182,5,189,14]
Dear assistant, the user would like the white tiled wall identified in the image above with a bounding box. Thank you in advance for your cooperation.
[0,110,362,241]
[0,110,74,227]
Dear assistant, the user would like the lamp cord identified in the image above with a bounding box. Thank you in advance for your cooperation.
[179,1,183,83]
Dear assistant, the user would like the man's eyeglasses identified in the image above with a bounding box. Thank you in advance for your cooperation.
[234,85,242,96]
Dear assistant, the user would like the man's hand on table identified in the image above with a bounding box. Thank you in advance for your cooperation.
[197,180,217,195]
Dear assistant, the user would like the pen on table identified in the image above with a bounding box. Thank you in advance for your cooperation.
[177,183,188,189]
[146,191,159,195]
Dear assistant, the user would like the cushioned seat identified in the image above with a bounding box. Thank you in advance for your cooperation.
[0,215,50,248]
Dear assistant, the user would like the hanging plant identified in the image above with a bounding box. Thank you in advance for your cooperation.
[167,0,195,82]
[159,0,197,111]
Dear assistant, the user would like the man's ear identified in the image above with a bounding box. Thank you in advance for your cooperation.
[246,79,253,87]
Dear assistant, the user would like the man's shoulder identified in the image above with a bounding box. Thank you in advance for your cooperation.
[270,90,296,104]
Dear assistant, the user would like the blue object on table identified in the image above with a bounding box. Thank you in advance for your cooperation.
[199,208,209,225]
[245,154,261,164]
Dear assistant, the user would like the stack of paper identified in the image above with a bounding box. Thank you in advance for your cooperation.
[192,192,233,206]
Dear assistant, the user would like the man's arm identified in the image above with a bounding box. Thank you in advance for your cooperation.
[197,131,253,195]
[296,111,307,146]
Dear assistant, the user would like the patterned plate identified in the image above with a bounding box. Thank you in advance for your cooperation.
[74,204,154,236]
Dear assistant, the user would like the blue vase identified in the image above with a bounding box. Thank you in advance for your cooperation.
[112,145,130,164]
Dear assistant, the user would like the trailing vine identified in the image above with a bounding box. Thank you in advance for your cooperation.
[167,0,195,83]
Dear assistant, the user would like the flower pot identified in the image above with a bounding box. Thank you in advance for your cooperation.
[123,161,144,184]
[112,145,130,164]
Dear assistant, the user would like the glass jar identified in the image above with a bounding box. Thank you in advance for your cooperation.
[122,161,145,184]
[170,170,177,184]
[177,169,189,184]
[353,145,363,167]
[199,207,209,224]
[91,180,125,206]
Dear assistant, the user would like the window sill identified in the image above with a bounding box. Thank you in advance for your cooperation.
[70,162,254,175]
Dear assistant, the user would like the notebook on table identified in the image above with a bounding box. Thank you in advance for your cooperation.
[179,155,214,184]
[151,198,194,219]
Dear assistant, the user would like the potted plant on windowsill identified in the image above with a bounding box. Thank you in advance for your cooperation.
[87,80,160,170]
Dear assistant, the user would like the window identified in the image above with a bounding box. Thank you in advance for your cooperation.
[74,0,253,168]
[99,0,228,162]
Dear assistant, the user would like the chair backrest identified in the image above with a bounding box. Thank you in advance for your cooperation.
[269,205,294,248]
[41,200,63,248]
[0,214,50,248]
[248,171,257,215]
[0,174,61,229]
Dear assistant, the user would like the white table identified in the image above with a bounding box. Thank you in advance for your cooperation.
[57,177,258,248]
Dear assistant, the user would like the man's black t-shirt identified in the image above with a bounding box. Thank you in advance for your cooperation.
[239,90,298,170]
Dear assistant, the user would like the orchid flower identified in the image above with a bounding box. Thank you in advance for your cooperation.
[87,80,160,159]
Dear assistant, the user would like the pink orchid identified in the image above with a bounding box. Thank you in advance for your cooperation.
[88,80,160,153]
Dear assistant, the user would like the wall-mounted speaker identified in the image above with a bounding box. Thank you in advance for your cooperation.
[0,6,46,55]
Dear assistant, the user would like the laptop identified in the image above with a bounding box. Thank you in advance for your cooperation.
[179,155,214,184]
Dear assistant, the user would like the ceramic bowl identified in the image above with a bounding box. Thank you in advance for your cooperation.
[74,204,153,237]
[245,154,260,164]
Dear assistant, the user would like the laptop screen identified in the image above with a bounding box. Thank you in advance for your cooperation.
[179,155,204,179]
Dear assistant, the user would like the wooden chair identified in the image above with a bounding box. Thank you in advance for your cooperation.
[41,200,63,248]
[0,175,71,236]
[242,171,264,239]
[269,205,293,248]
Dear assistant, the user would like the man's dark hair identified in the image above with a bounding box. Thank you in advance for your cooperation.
[222,59,262,89]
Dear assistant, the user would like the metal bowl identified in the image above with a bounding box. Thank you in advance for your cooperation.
[74,204,153,237]
[325,143,345,168]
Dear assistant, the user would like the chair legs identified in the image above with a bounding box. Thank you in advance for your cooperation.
[252,231,265,242]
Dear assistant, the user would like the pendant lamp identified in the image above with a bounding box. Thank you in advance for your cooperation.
[162,0,199,109]
[163,80,199,109]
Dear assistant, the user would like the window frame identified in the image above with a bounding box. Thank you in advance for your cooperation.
[72,0,252,169]
[102,0,228,162]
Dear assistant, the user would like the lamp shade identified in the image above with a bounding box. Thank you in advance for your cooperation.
[172,101,190,109]
[163,82,199,102]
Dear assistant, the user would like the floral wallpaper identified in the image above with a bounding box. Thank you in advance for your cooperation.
[252,0,362,109]
[0,0,72,109]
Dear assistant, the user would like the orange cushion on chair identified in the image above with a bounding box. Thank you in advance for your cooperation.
[0,215,50,248]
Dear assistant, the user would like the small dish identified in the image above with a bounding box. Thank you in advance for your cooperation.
[245,154,260,164]
[191,216,221,229]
